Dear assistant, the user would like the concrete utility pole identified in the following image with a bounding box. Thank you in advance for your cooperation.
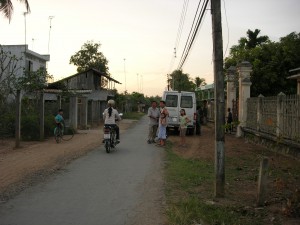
[211,0,225,197]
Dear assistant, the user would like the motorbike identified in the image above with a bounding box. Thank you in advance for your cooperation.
[103,113,122,153]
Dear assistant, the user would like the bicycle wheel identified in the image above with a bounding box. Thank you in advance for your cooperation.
[62,127,75,141]
[54,127,62,143]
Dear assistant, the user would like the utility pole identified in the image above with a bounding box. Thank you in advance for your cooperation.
[211,0,225,197]
[123,58,127,93]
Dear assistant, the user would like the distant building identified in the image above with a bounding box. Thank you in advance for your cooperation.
[47,68,121,128]
[288,67,300,95]
[1,45,50,78]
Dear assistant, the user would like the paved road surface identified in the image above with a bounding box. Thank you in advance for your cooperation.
[0,116,165,225]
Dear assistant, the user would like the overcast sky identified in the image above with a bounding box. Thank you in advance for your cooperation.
[1,0,299,96]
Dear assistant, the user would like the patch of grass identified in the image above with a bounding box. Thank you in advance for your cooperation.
[165,143,265,225]
[122,112,145,120]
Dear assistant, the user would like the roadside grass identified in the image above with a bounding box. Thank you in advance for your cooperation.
[122,112,145,120]
[164,142,268,225]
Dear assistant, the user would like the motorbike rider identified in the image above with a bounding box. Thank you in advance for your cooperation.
[103,99,121,143]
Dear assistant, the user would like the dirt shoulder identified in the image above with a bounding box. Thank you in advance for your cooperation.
[0,119,136,201]
[167,123,300,224]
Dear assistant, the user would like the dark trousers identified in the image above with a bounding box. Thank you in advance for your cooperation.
[195,122,201,135]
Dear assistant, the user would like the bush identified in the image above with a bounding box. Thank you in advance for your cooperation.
[21,114,40,141]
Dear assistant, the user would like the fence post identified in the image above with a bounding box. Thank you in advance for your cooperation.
[257,157,269,206]
[15,90,21,148]
[237,61,252,137]
[277,92,285,137]
[39,91,45,141]
[257,94,264,132]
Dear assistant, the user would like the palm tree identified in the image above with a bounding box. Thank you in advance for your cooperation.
[0,0,30,21]
[195,76,206,87]
[246,29,269,49]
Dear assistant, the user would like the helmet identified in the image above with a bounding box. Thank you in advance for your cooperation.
[108,99,115,106]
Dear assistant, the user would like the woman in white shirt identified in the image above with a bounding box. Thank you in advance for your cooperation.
[103,99,121,141]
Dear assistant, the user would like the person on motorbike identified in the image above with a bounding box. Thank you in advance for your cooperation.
[103,99,121,143]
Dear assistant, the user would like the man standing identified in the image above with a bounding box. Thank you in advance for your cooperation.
[147,101,160,144]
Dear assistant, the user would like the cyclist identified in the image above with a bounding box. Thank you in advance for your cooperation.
[103,100,121,143]
[55,109,64,131]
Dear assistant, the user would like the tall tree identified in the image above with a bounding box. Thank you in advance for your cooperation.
[195,76,206,87]
[225,31,300,96]
[0,0,30,21]
[69,40,109,75]
[169,70,195,92]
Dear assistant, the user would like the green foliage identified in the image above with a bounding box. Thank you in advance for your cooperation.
[17,68,53,92]
[169,70,196,92]
[122,112,145,120]
[69,40,109,74]
[225,30,300,96]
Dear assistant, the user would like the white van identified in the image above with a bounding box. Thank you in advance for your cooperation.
[162,91,196,135]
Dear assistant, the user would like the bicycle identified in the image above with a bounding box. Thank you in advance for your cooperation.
[54,124,74,143]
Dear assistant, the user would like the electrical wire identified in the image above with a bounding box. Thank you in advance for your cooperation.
[222,0,230,57]
[177,0,209,70]
[168,0,190,74]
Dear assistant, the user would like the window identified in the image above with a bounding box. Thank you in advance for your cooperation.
[166,95,178,107]
[181,96,193,108]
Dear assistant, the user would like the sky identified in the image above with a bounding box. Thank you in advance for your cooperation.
[1,0,299,96]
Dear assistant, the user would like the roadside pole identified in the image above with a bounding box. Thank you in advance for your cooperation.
[15,90,21,148]
[211,0,225,197]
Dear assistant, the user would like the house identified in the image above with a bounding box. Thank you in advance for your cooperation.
[1,45,50,78]
[47,68,121,129]
[287,67,300,95]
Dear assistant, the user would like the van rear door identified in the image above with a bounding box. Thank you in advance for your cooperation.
[180,92,196,127]
[164,92,180,128]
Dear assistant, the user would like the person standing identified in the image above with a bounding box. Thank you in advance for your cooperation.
[147,101,160,144]
[156,100,169,147]
[179,109,190,147]
[157,112,167,147]
[195,106,202,135]
[226,107,233,134]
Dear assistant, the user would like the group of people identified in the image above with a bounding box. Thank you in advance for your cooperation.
[147,100,191,147]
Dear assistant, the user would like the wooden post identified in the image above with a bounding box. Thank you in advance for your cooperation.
[211,0,225,197]
[257,94,264,132]
[257,157,269,206]
[15,90,21,148]
[276,92,285,137]
[39,91,45,141]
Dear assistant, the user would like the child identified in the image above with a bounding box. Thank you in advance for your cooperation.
[157,112,167,147]
[179,109,190,147]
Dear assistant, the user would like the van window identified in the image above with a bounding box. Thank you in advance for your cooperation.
[181,96,193,108]
[165,95,178,107]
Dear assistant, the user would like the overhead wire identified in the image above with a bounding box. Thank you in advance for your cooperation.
[177,0,210,70]
[168,0,189,74]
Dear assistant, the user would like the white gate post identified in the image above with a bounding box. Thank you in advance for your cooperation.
[237,61,252,137]
[226,66,236,111]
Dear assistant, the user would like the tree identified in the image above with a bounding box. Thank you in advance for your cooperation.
[0,45,23,102]
[225,31,300,96]
[0,0,30,21]
[69,41,109,75]
[169,70,195,92]
[195,76,206,87]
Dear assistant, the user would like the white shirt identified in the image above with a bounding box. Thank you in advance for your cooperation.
[103,107,121,124]
[147,107,160,125]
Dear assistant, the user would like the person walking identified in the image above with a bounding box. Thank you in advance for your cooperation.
[147,101,160,144]
[179,109,190,147]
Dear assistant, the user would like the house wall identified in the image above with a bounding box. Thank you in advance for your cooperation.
[1,45,49,79]
[65,71,100,91]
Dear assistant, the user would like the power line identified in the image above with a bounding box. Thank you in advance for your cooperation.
[168,0,189,74]
[177,0,209,70]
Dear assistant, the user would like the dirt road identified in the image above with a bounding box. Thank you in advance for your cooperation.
[0,117,166,225]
